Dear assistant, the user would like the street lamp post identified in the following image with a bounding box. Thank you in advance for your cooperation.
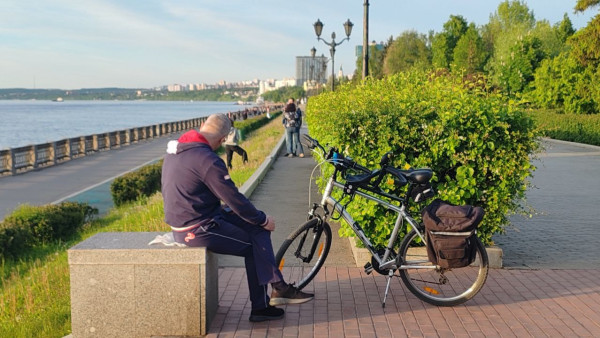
[313,18,353,91]
[310,46,316,94]
[363,0,369,79]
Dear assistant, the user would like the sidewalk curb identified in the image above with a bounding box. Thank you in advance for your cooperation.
[239,133,286,198]
[543,137,600,151]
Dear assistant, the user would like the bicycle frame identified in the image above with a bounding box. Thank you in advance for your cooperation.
[314,174,435,272]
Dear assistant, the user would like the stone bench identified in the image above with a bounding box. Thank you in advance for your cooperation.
[68,232,218,337]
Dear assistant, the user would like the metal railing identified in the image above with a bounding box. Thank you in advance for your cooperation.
[0,117,207,177]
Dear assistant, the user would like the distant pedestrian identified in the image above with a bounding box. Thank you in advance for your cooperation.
[293,104,304,158]
[282,99,301,157]
[224,121,248,169]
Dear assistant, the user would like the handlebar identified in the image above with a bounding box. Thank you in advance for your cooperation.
[303,134,370,173]
[304,134,391,170]
[303,134,433,203]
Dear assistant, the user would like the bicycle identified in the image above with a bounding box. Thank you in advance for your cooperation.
[275,135,489,307]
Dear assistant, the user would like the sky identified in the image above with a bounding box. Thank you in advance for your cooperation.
[0,0,597,90]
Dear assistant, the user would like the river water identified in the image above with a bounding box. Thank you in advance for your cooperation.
[0,100,253,149]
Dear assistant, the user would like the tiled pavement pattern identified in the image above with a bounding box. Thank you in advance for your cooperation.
[208,267,600,337]
[493,139,600,269]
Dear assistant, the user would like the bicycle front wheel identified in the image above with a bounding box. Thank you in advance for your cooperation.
[275,219,332,290]
[399,229,489,306]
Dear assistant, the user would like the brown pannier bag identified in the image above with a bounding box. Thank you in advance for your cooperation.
[422,199,484,268]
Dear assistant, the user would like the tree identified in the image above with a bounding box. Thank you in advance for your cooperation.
[432,33,451,68]
[491,0,535,32]
[494,33,544,95]
[575,0,600,12]
[262,86,305,103]
[431,15,468,69]
[485,1,540,93]
[532,20,564,60]
[556,13,576,43]
[383,31,431,75]
[452,23,487,74]
[568,15,600,67]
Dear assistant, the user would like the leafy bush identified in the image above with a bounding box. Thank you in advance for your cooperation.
[306,71,539,246]
[527,52,600,114]
[111,161,163,207]
[234,111,281,140]
[0,202,97,259]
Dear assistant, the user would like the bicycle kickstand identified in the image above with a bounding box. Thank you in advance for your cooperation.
[382,269,394,308]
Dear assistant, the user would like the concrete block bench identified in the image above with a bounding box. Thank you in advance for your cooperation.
[68,232,218,337]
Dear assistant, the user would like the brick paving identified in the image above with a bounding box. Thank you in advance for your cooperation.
[210,135,600,337]
[208,267,600,337]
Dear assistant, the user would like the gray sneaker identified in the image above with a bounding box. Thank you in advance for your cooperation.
[269,283,314,306]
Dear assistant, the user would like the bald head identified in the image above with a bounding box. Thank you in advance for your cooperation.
[201,114,232,138]
[199,113,232,150]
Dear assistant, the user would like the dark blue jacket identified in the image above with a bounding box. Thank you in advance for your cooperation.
[161,130,267,228]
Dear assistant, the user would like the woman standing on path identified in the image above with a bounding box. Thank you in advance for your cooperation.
[282,98,304,157]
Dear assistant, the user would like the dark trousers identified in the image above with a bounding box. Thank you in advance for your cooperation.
[225,145,248,169]
[172,210,283,310]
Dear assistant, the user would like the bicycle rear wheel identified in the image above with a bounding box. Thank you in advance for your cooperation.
[398,228,489,306]
[275,219,332,290]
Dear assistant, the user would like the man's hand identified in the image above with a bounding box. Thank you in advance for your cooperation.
[263,215,276,231]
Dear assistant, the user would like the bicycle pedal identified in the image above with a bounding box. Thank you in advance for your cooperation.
[364,262,373,275]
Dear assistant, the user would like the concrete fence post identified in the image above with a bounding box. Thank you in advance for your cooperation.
[92,135,98,152]
[51,141,57,164]
[10,149,16,175]
[32,145,38,169]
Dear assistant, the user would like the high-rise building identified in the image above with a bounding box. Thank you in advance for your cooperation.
[296,55,328,87]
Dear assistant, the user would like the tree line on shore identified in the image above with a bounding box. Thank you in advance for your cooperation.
[0,87,258,102]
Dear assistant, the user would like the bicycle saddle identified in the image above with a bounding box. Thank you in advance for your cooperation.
[387,168,432,184]
[345,170,380,187]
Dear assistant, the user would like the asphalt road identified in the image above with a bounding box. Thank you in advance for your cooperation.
[0,133,179,220]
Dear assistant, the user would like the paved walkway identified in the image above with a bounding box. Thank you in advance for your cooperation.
[208,135,600,337]
[492,139,600,269]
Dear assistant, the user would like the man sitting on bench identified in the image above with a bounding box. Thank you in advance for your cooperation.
[161,113,313,322]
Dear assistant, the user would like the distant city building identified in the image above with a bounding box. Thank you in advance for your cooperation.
[296,55,328,87]
[259,78,298,95]
[355,41,385,57]
[167,84,184,92]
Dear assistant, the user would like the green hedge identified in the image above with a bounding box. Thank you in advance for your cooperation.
[110,112,282,206]
[234,111,281,140]
[530,109,600,146]
[111,161,163,207]
[0,202,97,260]
[306,72,539,246]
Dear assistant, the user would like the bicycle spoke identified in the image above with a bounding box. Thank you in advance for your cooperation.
[275,220,332,290]
[399,229,488,306]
